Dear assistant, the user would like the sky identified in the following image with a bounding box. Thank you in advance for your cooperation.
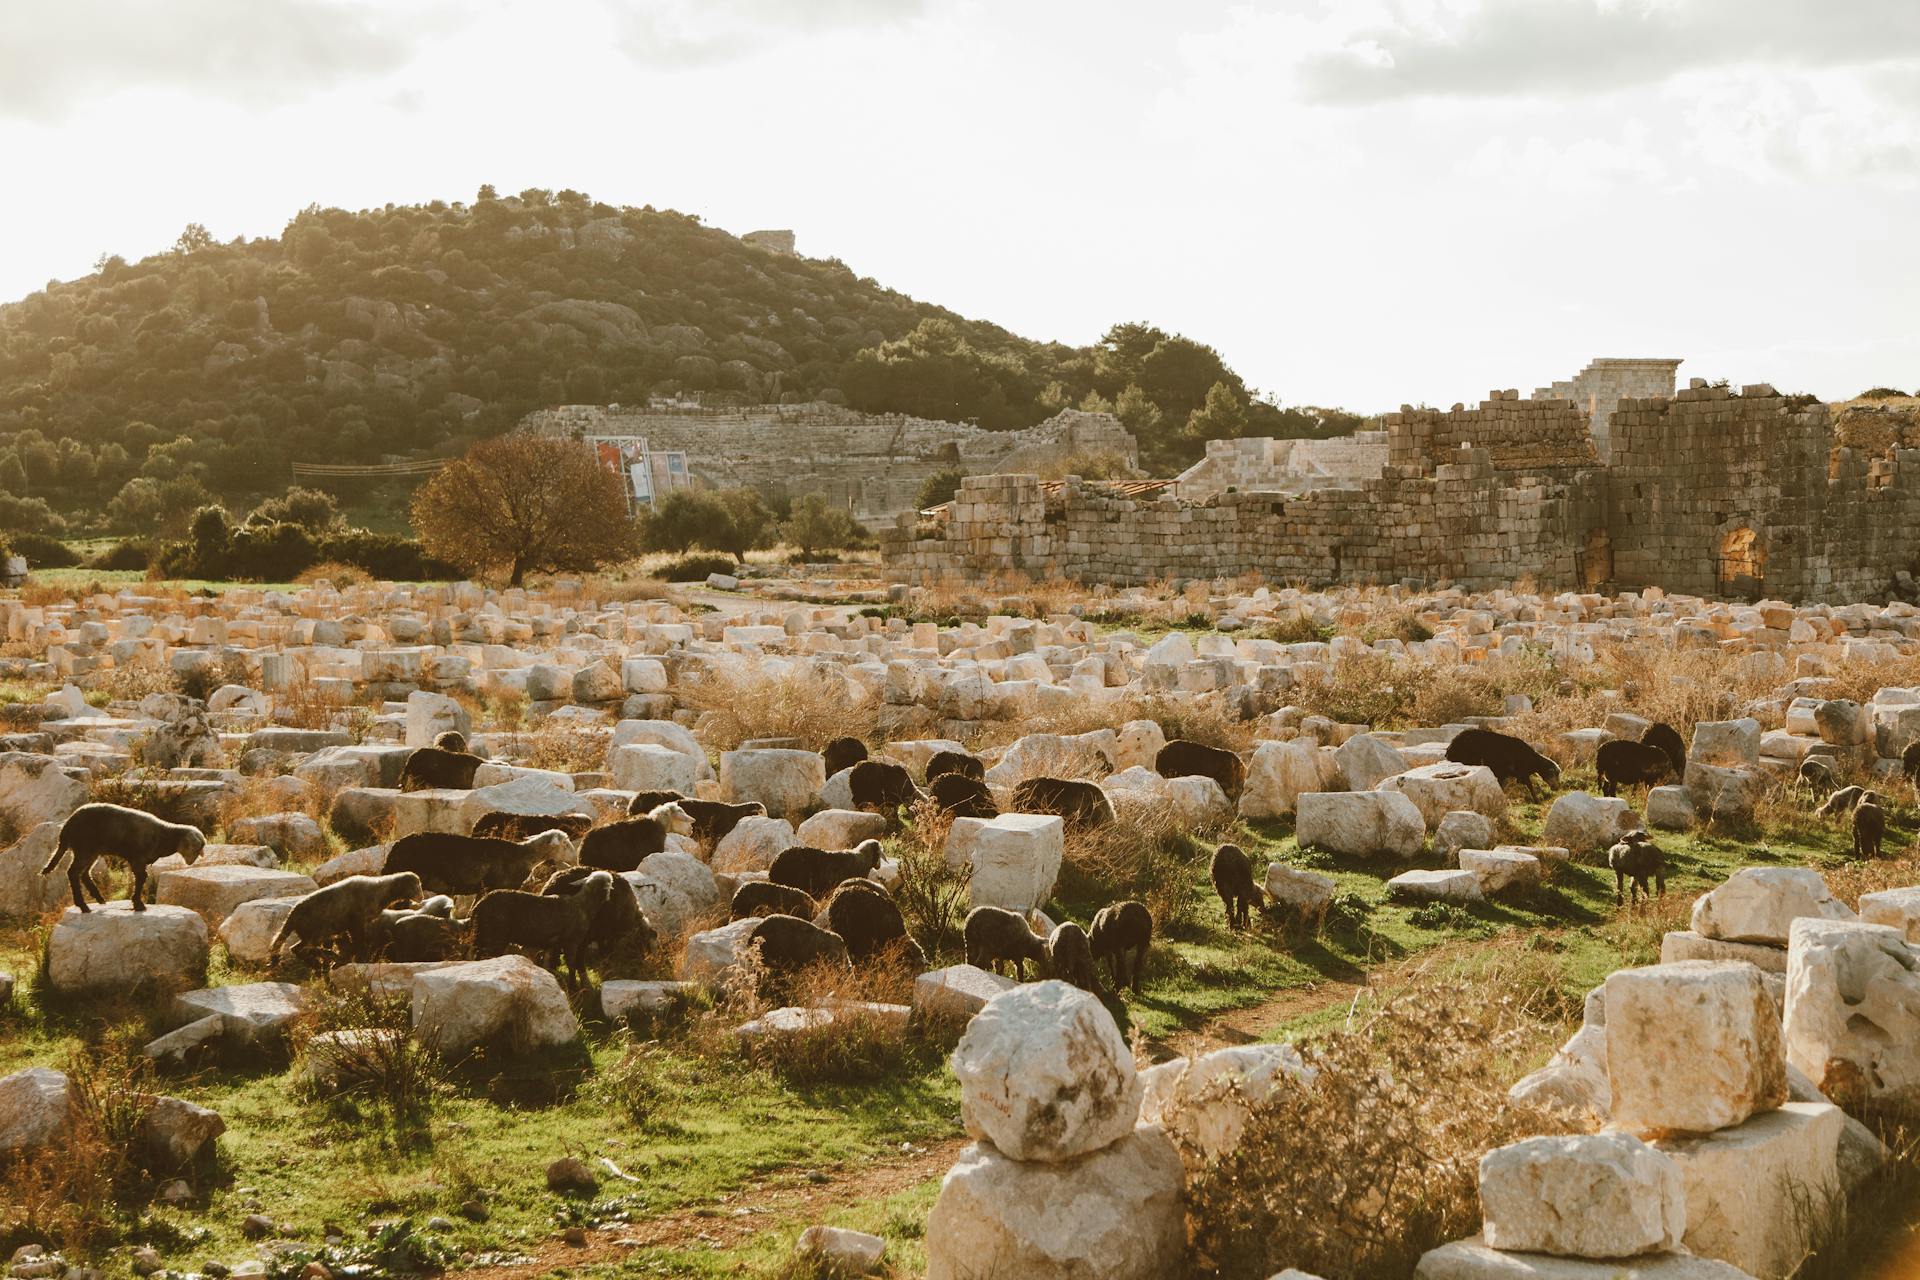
[2,0,1916,412]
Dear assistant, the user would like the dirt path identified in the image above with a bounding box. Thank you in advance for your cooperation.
[450,1136,967,1275]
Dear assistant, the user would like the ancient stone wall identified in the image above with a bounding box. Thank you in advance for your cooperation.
[882,385,1920,603]
[1534,357,1683,460]
[1173,432,1388,499]
[518,403,1136,520]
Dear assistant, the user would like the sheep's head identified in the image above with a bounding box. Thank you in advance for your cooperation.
[1541,757,1563,784]
[651,802,695,838]
[854,838,883,871]
[582,870,616,902]
[418,894,455,918]
[177,826,208,865]
[387,871,424,905]
[525,829,574,862]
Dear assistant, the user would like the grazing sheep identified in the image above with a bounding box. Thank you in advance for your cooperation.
[627,794,763,845]
[383,832,549,897]
[398,745,485,792]
[1595,740,1674,798]
[1445,728,1561,794]
[1817,785,1868,818]
[964,906,1049,980]
[730,880,819,922]
[579,803,695,872]
[1210,842,1262,931]
[822,736,869,779]
[41,802,207,913]
[470,811,594,842]
[1854,792,1887,859]
[470,870,615,987]
[768,839,884,899]
[747,914,850,994]
[1045,921,1100,993]
[541,865,655,967]
[1155,739,1245,797]
[849,759,923,825]
[1642,722,1687,777]
[817,879,911,963]
[1011,776,1114,829]
[432,730,469,753]
[930,772,998,819]
[1089,901,1152,994]
[370,894,464,963]
[1607,831,1666,904]
[926,750,986,784]
[269,872,425,965]
[1799,756,1840,792]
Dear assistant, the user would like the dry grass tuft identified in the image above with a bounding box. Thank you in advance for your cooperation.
[83,663,176,705]
[289,984,444,1133]
[293,561,372,589]
[1062,808,1207,931]
[893,799,969,963]
[517,718,611,775]
[1178,952,1574,1279]
[676,664,882,753]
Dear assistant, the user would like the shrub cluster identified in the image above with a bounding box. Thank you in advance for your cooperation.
[152,505,459,583]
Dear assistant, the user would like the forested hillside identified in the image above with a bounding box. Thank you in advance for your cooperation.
[0,187,1357,535]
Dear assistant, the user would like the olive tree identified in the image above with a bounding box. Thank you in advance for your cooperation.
[411,435,634,585]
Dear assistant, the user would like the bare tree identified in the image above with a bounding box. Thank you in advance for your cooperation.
[411,436,634,586]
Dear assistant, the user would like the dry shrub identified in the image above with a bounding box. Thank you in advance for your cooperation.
[1332,597,1433,644]
[87,773,200,827]
[1510,640,1780,750]
[894,799,969,962]
[273,667,349,731]
[172,651,250,703]
[1823,848,1920,909]
[1593,883,1696,970]
[289,984,444,1131]
[83,663,175,705]
[293,561,372,589]
[1292,651,1427,727]
[1250,609,1333,644]
[1123,692,1255,754]
[1797,1109,1920,1280]
[1179,956,1574,1279]
[676,664,881,753]
[17,581,89,608]
[0,1040,160,1254]
[1062,807,1206,931]
[581,571,683,606]
[216,772,330,833]
[519,718,610,775]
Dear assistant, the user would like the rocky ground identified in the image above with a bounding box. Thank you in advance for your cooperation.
[0,571,1918,1279]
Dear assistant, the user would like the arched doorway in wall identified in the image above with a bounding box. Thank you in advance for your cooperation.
[1716,525,1767,599]
[1578,527,1613,590]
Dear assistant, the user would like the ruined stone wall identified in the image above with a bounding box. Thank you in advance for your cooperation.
[1387,392,1599,477]
[1534,357,1683,460]
[1174,432,1388,499]
[518,403,1136,520]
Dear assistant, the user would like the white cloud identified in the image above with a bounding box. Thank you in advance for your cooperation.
[612,0,930,65]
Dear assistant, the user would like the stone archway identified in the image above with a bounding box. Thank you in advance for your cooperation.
[1579,527,1613,591]
[1716,525,1766,599]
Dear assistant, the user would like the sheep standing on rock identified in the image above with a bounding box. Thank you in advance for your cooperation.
[1595,740,1673,798]
[963,906,1047,980]
[1045,921,1099,993]
[1089,901,1152,994]
[470,869,616,987]
[1155,739,1245,798]
[269,872,425,966]
[822,736,868,778]
[1210,843,1262,931]
[1607,831,1665,904]
[925,750,985,784]
[1011,776,1113,829]
[398,745,485,792]
[41,802,207,913]
[768,839,883,899]
[1854,792,1887,859]
[580,803,694,872]
[1445,728,1560,794]
[383,832,550,897]
[730,880,818,922]
[930,773,997,819]
[1817,785,1867,818]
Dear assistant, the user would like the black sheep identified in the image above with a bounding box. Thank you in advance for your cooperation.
[817,880,912,963]
[470,811,594,842]
[1904,742,1920,787]
[432,730,469,753]
[1641,722,1687,777]
[383,832,549,897]
[1595,739,1674,797]
[963,906,1048,979]
[398,745,485,792]
[1010,776,1113,829]
[767,839,884,899]
[1855,793,1887,859]
[1606,831,1665,904]
[1445,728,1560,793]
[729,880,819,922]
[1045,921,1100,993]
[748,915,850,994]
[849,759,923,824]
[1210,842,1262,931]
[579,804,694,872]
[1089,901,1152,993]
[926,750,986,783]
[1798,756,1840,792]
[625,789,688,815]
[1155,739,1246,797]
[470,871,614,987]
[626,794,765,845]
[930,772,998,819]
[822,736,869,779]
[1817,785,1868,818]
[542,864,655,968]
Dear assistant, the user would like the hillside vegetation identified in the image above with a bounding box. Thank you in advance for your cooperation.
[0,188,1358,536]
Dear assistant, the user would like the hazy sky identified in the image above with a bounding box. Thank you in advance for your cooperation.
[3,0,1916,410]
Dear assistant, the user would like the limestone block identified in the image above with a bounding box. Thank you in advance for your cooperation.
[1459,848,1542,893]
[794,808,889,849]
[1377,762,1507,829]
[455,776,591,833]
[1264,863,1336,922]
[1415,1239,1759,1279]
[1137,1042,1312,1163]
[1543,793,1640,858]
[45,902,209,995]
[912,963,1019,1023]
[1859,886,1920,941]
[1388,868,1486,903]
[925,1128,1186,1280]
[1646,786,1696,831]
[719,749,824,819]
[945,813,1063,913]
[154,865,318,928]
[952,981,1141,1162]
[1683,763,1761,821]
[0,821,75,919]
[1113,720,1166,772]
[171,981,307,1049]
[1295,790,1425,859]
[0,1067,77,1154]
[709,816,795,874]
[599,979,694,1022]
[1163,774,1233,830]
[404,690,469,749]
[410,955,580,1057]
[1783,917,1920,1107]
[1478,1133,1685,1258]
[217,895,305,965]
[1658,931,1787,974]
[1239,739,1340,819]
[1604,961,1787,1136]
[1690,719,1760,767]
[1690,867,1853,946]
[611,742,704,795]
[1436,810,1495,863]
[1336,733,1410,791]
[390,788,472,838]
[226,812,326,861]
[679,916,763,986]
[610,719,713,779]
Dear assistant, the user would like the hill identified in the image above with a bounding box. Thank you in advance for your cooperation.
[0,187,1357,536]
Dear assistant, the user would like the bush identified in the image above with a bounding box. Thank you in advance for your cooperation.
[655,552,737,582]
[916,468,964,510]
[7,531,79,568]
[675,664,882,752]
[315,529,460,581]
[87,539,153,571]
[638,488,775,559]
[779,493,867,559]
[246,486,342,534]
[1859,387,1913,400]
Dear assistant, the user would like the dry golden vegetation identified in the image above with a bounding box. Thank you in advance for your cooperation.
[676,665,890,753]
